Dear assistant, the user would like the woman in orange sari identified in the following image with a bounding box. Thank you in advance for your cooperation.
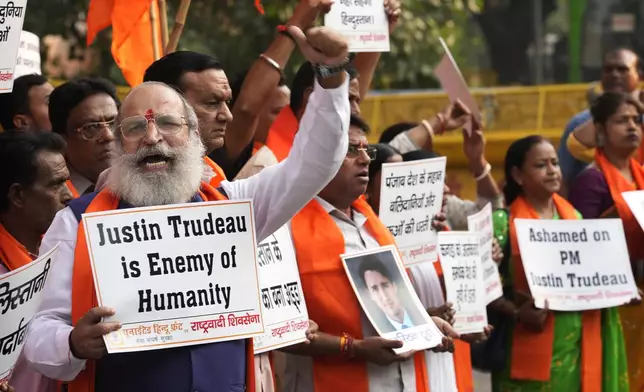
[492,135,627,391]
[568,92,643,391]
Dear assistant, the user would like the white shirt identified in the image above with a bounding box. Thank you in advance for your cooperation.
[23,76,350,382]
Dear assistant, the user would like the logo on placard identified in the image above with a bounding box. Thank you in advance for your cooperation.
[106,329,125,347]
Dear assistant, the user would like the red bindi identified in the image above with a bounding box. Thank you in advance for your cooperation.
[144,109,155,120]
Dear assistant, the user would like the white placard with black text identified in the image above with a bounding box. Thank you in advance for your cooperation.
[0,0,28,93]
[514,218,639,311]
[324,0,389,52]
[467,203,503,304]
[82,200,264,353]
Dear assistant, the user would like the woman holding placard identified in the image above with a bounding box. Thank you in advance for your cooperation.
[492,135,628,391]
[569,92,644,392]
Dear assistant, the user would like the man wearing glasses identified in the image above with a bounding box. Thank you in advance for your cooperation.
[49,78,120,198]
[24,26,351,392]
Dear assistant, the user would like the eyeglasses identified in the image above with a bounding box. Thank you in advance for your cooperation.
[118,113,186,141]
[347,144,376,159]
[75,120,116,140]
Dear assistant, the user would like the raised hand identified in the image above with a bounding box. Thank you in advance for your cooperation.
[287,26,349,66]
[354,336,415,365]
[431,212,449,232]
[436,99,472,135]
[459,325,494,344]
[430,316,459,353]
[384,0,401,32]
[491,238,504,265]
[304,319,319,343]
[516,298,549,332]
[0,382,14,392]
[69,306,121,360]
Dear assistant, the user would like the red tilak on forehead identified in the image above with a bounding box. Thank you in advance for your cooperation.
[144,109,155,120]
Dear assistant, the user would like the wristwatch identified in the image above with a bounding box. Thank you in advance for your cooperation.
[313,57,351,79]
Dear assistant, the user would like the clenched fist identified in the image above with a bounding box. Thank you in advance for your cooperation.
[287,26,349,66]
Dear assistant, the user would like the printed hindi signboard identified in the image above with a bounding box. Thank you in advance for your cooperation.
[378,157,446,265]
[514,218,639,311]
[437,231,487,334]
[253,225,309,354]
[0,0,28,93]
[324,0,389,52]
[0,245,58,384]
[82,200,264,353]
[13,30,40,78]
[341,246,443,353]
[467,203,503,304]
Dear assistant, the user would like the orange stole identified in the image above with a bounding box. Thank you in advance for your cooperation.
[67,180,80,199]
[0,224,33,271]
[66,183,255,392]
[265,106,298,163]
[509,195,601,390]
[291,198,428,392]
[203,156,227,188]
[595,149,644,260]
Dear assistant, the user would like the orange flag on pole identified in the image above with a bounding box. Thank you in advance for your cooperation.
[86,0,162,86]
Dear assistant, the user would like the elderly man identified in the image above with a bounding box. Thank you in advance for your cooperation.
[24,26,350,392]
[0,131,73,392]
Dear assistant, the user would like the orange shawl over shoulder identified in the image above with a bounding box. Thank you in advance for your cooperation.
[203,156,227,188]
[265,106,298,163]
[596,149,644,260]
[66,183,255,392]
[509,194,601,390]
[291,198,428,392]
[66,180,80,199]
[0,223,34,271]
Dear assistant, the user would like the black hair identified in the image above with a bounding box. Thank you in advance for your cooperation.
[379,122,419,144]
[0,130,67,212]
[590,92,639,126]
[402,150,440,162]
[350,114,370,135]
[358,255,393,288]
[229,68,286,110]
[0,74,50,131]
[49,77,119,136]
[502,135,545,205]
[289,61,359,114]
[143,51,224,93]
[368,143,400,181]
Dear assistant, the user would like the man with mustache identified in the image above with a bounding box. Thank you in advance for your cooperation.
[49,78,120,197]
[23,26,350,392]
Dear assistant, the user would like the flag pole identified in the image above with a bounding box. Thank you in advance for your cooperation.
[165,0,191,54]
[149,1,161,60]
[158,0,169,48]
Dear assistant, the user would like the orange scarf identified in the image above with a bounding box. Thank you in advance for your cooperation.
[0,223,34,271]
[67,180,80,199]
[203,156,227,188]
[265,106,298,163]
[509,194,601,390]
[596,149,644,261]
[291,198,428,392]
[66,182,255,392]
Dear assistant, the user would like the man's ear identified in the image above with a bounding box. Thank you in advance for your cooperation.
[13,114,32,130]
[7,183,26,209]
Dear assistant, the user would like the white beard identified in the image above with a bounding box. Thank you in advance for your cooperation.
[108,133,205,207]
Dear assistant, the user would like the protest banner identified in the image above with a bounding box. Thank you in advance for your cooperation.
[467,203,503,304]
[378,156,446,265]
[253,225,309,354]
[82,200,263,353]
[514,218,639,311]
[437,231,487,334]
[0,245,58,384]
[0,0,28,93]
[324,0,389,52]
[341,246,443,353]
[434,37,480,135]
[13,30,40,78]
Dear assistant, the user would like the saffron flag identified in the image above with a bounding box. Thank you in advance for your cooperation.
[86,0,162,86]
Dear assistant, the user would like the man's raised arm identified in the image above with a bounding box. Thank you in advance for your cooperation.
[221,26,350,241]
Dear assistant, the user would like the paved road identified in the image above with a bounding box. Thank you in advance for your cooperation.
[473,370,492,392]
